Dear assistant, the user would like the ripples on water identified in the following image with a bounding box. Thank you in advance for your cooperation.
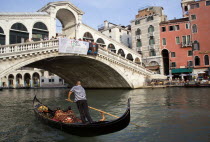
[0,88,209,142]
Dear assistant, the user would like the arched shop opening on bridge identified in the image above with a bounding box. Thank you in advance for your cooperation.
[126,53,134,61]
[83,32,94,42]
[108,44,116,53]
[32,22,49,41]
[56,8,77,38]
[96,38,106,48]
[135,57,141,64]
[10,23,29,44]
[0,26,5,45]
[118,49,125,57]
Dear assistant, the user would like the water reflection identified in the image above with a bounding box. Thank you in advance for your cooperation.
[0,88,209,142]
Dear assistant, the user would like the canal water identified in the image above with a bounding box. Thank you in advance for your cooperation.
[0,88,209,142]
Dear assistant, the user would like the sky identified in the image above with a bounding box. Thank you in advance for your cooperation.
[0,0,183,31]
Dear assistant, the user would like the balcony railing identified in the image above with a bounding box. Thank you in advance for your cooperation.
[147,32,154,38]
[148,44,155,50]
[136,35,141,40]
[181,42,192,48]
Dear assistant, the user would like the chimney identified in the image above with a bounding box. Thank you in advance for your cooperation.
[104,20,109,29]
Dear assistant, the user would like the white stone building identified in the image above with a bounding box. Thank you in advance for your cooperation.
[98,20,132,49]
[1,67,66,88]
[131,6,167,74]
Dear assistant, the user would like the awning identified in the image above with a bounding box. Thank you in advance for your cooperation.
[172,68,193,74]
[146,65,159,70]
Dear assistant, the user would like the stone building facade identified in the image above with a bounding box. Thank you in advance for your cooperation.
[98,20,132,49]
[131,6,167,74]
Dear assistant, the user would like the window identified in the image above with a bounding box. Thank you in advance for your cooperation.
[135,20,140,25]
[191,3,199,9]
[162,38,166,45]
[171,52,176,57]
[119,29,121,32]
[49,79,52,82]
[150,49,156,56]
[191,15,196,20]
[127,31,129,35]
[147,16,154,22]
[184,6,188,11]
[193,41,200,50]
[182,36,187,45]
[148,25,154,33]
[206,1,210,6]
[171,62,176,67]
[175,25,180,31]
[109,29,111,33]
[52,79,54,82]
[204,55,209,65]
[169,26,174,31]
[136,39,142,47]
[149,37,155,45]
[195,56,200,66]
[59,79,62,82]
[187,61,193,67]
[186,23,190,29]
[187,35,191,45]
[192,24,198,33]
[109,36,112,38]
[127,38,129,44]
[136,29,141,35]
[188,50,193,56]
[41,79,44,82]
[162,27,166,32]
[176,37,180,44]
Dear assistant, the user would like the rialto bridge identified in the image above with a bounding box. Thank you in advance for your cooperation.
[0,1,165,88]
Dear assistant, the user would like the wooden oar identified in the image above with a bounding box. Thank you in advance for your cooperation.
[65,99,141,127]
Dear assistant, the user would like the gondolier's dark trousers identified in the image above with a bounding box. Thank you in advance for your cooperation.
[76,100,93,123]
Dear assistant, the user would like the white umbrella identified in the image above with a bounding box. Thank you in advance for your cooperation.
[189,73,196,76]
[180,74,187,76]
[167,75,173,77]
[197,71,205,74]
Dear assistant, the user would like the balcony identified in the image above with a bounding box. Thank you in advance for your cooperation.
[148,44,155,50]
[181,42,192,48]
[135,35,141,40]
[147,32,154,38]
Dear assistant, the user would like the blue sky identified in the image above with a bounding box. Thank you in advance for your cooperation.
[0,0,183,30]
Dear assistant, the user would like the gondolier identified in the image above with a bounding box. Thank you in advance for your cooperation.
[66,81,93,124]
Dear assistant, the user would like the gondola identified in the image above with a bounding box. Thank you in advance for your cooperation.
[33,96,130,137]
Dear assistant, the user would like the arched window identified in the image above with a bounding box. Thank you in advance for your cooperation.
[195,56,200,66]
[149,61,159,66]
[10,23,29,44]
[136,29,141,35]
[83,32,94,42]
[136,39,142,47]
[148,25,154,33]
[149,37,155,45]
[126,53,134,61]
[204,55,209,65]
[192,24,198,33]
[135,20,140,25]
[108,44,116,53]
[118,49,125,57]
[96,38,105,47]
[32,22,49,41]
[193,40,200,50]
[0,26,5,45]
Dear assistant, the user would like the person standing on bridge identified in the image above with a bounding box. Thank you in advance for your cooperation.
[66,81,93,124]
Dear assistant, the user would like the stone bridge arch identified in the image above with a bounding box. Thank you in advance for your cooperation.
[0,53,136,88]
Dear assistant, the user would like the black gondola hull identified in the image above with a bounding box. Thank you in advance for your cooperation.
[33,96,130,137]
